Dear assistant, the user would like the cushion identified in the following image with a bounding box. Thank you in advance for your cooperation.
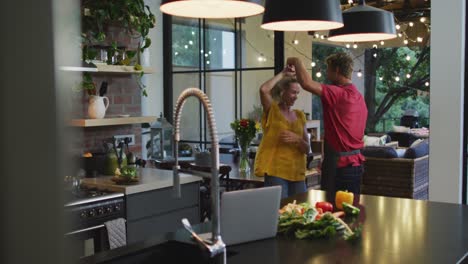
[410,138,424,148]
[362,146,398,158]
[363,135,388,147]
[393,125,410,133]
[404,140,429,159]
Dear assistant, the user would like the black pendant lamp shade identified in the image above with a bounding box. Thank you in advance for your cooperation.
[261,0,344,31]
[328,1,397,42]
[160,0,264,19]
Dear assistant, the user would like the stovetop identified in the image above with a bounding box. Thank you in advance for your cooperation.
[64,187,124,207]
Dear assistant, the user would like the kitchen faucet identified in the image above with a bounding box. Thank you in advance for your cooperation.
[172,88,226,263]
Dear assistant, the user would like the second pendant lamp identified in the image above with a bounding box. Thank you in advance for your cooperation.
[160,0,264,19]
[328,0,397,42]
[261,0,344,31]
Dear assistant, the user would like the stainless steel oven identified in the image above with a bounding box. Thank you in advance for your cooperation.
[64,188,125,259]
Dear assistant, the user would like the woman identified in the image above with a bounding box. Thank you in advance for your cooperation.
[254,67,310,198]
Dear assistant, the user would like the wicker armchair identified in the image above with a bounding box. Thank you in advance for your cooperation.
[361,155,429,200]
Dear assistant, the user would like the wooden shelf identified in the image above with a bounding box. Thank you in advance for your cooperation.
[69,116,157,127]
[60,64,154,74]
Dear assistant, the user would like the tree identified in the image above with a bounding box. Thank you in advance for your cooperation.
[365,46,430,132]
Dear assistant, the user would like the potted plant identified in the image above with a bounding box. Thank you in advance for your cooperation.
[81,0,156,65]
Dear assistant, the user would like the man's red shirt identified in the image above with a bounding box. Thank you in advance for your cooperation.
[321,83,368,168]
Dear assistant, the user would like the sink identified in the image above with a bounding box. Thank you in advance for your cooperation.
[107,240,237,264]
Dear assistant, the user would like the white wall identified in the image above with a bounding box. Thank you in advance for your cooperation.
[429,0,465,203]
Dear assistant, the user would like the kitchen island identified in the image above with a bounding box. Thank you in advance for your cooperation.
[81,168,202,244]
[79,190,468,264]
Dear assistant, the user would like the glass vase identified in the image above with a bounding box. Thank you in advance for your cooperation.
[238,141,251,174]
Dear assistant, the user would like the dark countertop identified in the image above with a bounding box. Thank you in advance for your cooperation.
[80,190,468,264]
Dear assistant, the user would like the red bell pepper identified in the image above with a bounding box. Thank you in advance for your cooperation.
[315,201,333,213]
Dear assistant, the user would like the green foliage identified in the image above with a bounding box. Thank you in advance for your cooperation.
[81,0,155,55]
[230,119,260,147]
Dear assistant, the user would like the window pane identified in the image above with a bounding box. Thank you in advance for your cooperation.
[172,19,200,68]
[240,70,274,121]
[205,19,235,70]
[173,73,201,141]
[241,15,274,68]
[205,71,236,141]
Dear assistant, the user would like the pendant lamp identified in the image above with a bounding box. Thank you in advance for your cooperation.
[261,0,343,31]
[328,0,396,42]
[160,0,264,19]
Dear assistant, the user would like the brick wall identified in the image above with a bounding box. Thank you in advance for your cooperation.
[70,73,144,157]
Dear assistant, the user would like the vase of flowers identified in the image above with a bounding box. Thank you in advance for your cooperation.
[230,118,260,174]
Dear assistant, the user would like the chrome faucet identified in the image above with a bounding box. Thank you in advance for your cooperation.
[172,88,226,263]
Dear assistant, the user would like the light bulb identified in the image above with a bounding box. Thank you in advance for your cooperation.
[206,60,210,65]
[200,49,204,53]
[357,71,363,77]
[353,44,358,49]
[316,72,322,78]
[406,74,411,78]
[395,76,400,81]
[398,33,403,38]
[406,55,411,61]
[293,39,299,45]
[184,45,188,49]
[311,62,316,67]
[174,52,178,56]
[380,41,385,46]
[208,51,212,55]
[404,39,409,45]
[417,37,423,42]
[379,77,383,81]
[189,40,193,45]
[204,54,208,57]
[372,44,378,49]
[396,24,401,30]
[346,44,351,49]
[348,0,353,4]
[409,22,414,27]
[425,82,430,86]
[314,33,320,39]
[373,53,377,58]
[213,38,217,41]
[420,17,426,23]
[191,31,195,35]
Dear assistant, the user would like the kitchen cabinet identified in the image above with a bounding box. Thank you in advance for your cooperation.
[125,181,200,244]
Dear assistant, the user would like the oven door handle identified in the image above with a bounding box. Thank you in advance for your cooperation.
[65,224,105,236]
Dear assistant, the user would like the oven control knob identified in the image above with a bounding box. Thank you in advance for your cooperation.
[80,211,87,219]
[114,204,121,211]
[106,207,112,213]
[88,209,96,217]
[97,208,104,215]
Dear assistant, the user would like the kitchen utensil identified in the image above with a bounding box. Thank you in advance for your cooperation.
[125,137,136,165]
[99,81,108,96]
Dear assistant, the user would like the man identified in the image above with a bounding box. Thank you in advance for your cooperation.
[287,53,368,199]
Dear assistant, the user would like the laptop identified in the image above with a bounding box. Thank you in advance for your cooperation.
[200,186,282,246]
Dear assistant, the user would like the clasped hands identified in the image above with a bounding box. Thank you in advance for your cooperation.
[280,130,301,144]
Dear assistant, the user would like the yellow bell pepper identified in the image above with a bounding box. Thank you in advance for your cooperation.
[335,190,354,210]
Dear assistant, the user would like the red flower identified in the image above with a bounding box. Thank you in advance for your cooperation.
[239,119,249,127]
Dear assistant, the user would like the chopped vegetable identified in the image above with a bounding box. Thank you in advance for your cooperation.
[335,190,354,210]
[332,211,345,218]
[342,202,360,216]
[315,201,333,213]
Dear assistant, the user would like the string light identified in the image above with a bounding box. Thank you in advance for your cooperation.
[293,39,299,45]
[189,40,193,45]
[208,51,212,55]
[420,17,426,23]
[373,53,377,58]
[204,53,208,57]
[395,24,401,30]
[191,31,195,35]
[379,77,383,81]
[206,60,210,64]
[174,51,178,56]
[357,70,363,77]
[353,44,358,49]
[348,0,353,4]
[406,55,411,61]
[417,37,423,42]
[406,73,411,78]
[200,49,204,53]
[409,22,414,27]
[380,41,385,46]
[425,82,430,86]
[398,33,403,38]
[311,62,316,67]
[395,76,400,81]
[316,72,322,78]
[346,44,351,48]
[184,45,188,49]
[372,44,378,49]
[403,39,409,45]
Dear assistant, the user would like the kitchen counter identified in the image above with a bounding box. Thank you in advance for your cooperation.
[79,190,468,264]
[81,168,201,194]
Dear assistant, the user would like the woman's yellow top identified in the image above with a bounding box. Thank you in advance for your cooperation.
[254,102,306,181]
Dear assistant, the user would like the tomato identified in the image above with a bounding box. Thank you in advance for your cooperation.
[315,201,333,213]
[335,190,354,210]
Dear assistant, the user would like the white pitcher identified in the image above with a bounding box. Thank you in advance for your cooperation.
[88,95,109,119]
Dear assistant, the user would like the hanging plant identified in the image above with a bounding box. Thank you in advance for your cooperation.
[81,0,156,61]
